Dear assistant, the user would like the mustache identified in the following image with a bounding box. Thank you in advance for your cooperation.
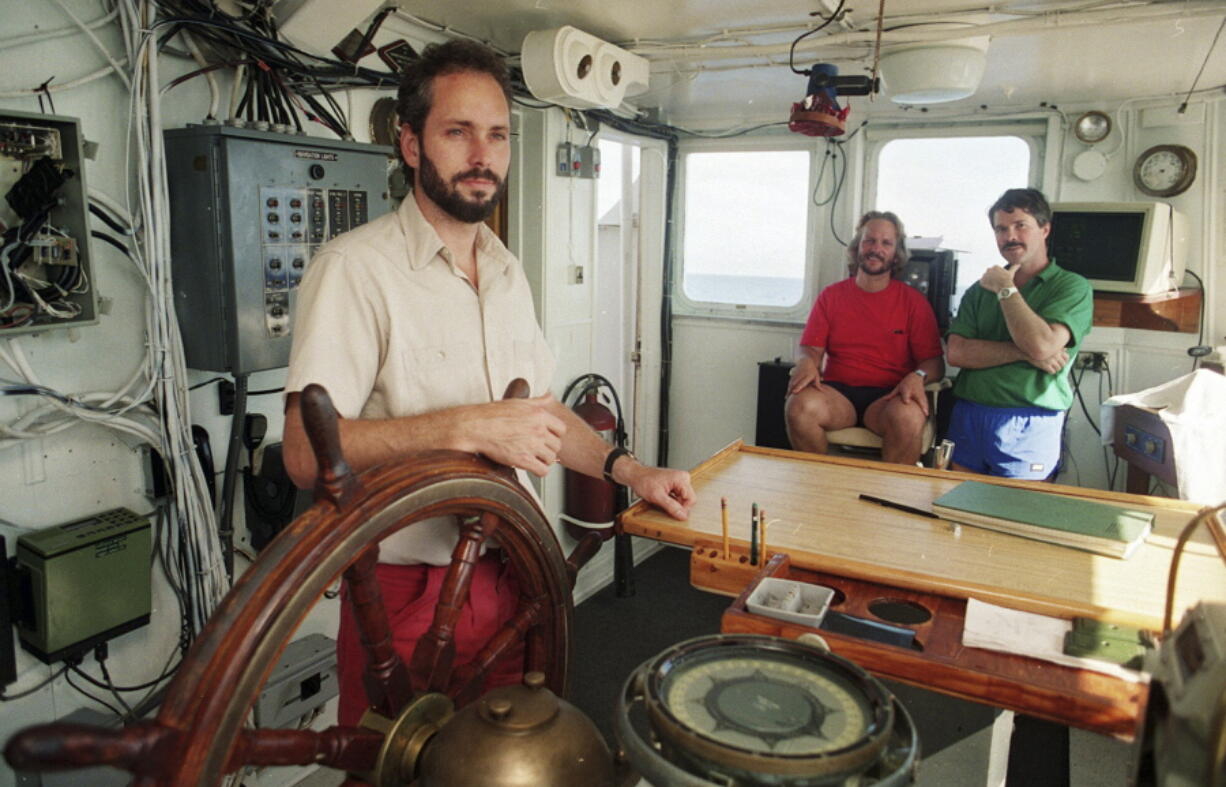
[452,168,502,187]
[1003,242,1024,249]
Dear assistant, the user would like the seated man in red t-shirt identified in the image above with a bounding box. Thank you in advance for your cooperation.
[785,211,944,465]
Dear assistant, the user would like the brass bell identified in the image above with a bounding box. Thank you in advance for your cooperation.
[418,672,616,786]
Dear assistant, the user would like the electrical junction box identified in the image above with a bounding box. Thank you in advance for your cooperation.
[578,144,600,179]
[0,110,98,336]
[163,125,392,374]
[255,632,339,728]
[555,141,580,177]
[14,508,152,663]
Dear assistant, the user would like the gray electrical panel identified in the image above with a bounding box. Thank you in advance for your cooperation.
[164,125,393,374]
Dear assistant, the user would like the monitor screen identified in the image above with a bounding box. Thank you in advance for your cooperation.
[1048,210,1144,283]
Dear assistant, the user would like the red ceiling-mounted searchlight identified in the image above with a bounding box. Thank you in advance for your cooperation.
[788,64,878,137]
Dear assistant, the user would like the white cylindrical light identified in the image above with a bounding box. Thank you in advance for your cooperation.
[880,36,990,104]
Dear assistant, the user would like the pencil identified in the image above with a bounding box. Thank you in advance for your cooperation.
[750,503,759,565]
[720,497,729,558]
[759,508,767,562]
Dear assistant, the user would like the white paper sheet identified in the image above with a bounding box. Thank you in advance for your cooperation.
[962,598,1147,683]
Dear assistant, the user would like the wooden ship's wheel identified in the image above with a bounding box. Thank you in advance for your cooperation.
[6,382,603,785]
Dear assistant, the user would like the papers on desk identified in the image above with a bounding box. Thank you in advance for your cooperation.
[962,598,1146,683]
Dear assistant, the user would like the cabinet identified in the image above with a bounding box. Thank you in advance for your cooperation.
[1092,288,1200,333]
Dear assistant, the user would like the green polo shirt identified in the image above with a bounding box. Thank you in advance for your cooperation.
[949,261,1093,410]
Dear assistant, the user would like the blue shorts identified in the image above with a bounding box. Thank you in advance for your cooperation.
[947,399,1066,479]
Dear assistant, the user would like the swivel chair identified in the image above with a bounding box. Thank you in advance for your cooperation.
[825,378,952,465]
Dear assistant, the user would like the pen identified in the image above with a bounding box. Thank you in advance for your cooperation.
[858,494,939,519]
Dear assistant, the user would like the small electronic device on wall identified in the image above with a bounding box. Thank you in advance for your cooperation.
[1070,110,1113,182]
[11,508,152,664]
[1048,201,1187,295]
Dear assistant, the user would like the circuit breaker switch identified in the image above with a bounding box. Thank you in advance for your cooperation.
[254,633,339,728]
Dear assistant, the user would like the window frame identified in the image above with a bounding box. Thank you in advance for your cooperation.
[862,117,1054,232]
[672,135,819,322]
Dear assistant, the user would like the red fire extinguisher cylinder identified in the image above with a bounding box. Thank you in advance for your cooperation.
[564,391,619,532]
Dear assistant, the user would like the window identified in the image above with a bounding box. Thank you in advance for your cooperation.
[597,140,639,223]
[679,149,810,311]
[871,132,1037,305]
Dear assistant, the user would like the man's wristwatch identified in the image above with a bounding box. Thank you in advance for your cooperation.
[603,447,635,484]
[912,368,928,381]
[997,286,1018,302]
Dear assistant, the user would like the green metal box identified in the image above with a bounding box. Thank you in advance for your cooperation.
[16,508,152,662]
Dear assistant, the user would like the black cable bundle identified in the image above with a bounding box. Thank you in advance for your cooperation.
[148,0,400,138]
[5,157,72,221]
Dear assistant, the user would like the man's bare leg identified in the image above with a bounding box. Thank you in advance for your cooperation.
[785,387,856,454]
[864,395,928,465]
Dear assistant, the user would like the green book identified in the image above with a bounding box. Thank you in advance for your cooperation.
[932,481,1154,559]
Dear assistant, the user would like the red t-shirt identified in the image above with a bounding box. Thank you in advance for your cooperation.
[800,277,942,388]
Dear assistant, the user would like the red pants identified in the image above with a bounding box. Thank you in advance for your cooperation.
[336,554,524,726]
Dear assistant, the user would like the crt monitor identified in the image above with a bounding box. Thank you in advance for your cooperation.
[1048,201,1186,295]
[899,248,957,335]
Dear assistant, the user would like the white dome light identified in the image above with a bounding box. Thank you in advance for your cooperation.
[880,36,991,104]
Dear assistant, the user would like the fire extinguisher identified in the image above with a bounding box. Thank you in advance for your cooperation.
[562,374,626,541]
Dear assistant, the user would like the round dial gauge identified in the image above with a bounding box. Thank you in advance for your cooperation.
[639,635,897,782]
[1134,144,1197,197]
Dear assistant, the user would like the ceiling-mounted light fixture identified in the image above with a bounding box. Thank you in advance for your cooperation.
[879,35,990,104]
[1073,111,1112,144]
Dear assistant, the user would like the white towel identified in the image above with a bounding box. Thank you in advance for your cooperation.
[1100,369,1226,504]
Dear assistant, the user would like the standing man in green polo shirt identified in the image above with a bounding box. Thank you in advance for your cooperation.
[945,188,1093,479]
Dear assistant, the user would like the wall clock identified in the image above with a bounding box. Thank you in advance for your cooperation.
[1134,144,1197,197]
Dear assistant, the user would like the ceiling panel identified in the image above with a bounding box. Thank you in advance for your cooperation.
[392,1,1226,128]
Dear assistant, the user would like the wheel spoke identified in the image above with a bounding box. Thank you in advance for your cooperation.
[447,595,546,705]
[345,545,414,717]
[224,727,383,772]
[409,512,500,693]
[4,721,178,777]
[299,384,362,509]
[565,531,604,587]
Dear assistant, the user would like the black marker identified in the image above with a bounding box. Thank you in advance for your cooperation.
[858,494,939,519]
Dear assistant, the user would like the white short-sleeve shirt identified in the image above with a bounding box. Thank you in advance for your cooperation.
[285,196,555,564]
